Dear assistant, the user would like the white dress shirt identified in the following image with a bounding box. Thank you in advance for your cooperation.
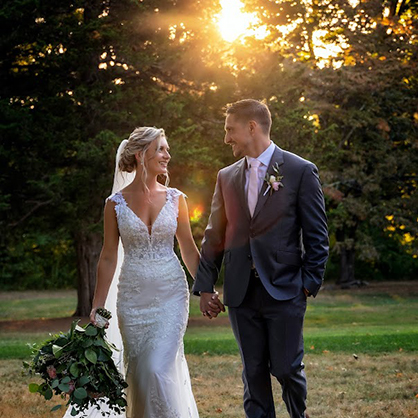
[245,141,275,195]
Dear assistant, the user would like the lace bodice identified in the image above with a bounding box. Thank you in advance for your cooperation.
[107,188,183,261]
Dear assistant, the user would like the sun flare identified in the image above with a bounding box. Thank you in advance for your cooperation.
[216,0,268,42]
[190,205,203,223]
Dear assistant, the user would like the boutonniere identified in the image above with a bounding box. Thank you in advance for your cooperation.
[263,162,284,196]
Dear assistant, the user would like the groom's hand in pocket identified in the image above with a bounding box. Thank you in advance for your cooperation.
[200,292,225,319]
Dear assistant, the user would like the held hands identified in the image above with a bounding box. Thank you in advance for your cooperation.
[200,292,225,319]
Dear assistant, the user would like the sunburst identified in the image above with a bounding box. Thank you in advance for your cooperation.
[216,0,268,42]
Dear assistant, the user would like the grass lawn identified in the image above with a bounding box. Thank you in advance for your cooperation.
[1,353,417,418]
[1,283,418,358]
[0,290,77,321]
[0,283,418,417]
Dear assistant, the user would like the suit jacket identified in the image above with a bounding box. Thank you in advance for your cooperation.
[193,145,329,307]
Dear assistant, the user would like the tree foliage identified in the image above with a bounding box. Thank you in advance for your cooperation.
[1,0,417,307]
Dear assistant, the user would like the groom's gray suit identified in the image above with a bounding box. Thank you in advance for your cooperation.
[193,144,329,418]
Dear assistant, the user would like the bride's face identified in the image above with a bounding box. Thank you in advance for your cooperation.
[144,136,171,176]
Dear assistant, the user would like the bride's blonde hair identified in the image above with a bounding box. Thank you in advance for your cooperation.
[119,127,169,187]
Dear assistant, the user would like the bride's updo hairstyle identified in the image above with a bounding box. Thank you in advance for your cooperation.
[119,127,165,173]
[118,126,169,190]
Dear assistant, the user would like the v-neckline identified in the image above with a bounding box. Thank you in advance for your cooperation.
[119,189,169,238]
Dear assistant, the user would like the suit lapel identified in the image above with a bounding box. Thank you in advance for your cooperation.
[252,145,284,220]
[233,158,251,220]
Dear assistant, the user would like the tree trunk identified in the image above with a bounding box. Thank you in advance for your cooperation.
[73,230,102,316]
[337,245,356,288]
[336,227,356,287]
[336,226,368,288]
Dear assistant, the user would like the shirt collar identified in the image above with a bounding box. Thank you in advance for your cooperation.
[246,141,275,168]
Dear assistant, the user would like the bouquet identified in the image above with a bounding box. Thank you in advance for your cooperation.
[24,308,128,417]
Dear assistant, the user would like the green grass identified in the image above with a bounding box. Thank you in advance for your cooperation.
[1,286,418,359]
[0,333,49,360]
[185,327,239,355]
[305,293,418,329]
[0,291,77,321]
[186,290,418,355]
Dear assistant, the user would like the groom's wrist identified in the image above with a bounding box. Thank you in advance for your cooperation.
[194,288,215,297]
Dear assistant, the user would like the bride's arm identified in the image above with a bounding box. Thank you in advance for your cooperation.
[176,194,225,314]
[175,195,200,278]
[89,201,119,325]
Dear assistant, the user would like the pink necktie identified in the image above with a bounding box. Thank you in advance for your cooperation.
[248,160,261,217]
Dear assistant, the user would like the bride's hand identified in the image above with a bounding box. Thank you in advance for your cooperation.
[89,307,98,326]
[210,293,225,314]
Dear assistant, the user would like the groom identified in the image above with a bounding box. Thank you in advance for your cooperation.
[193,99,329,418]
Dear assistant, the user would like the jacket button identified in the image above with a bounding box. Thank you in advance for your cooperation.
[247,255,252,260]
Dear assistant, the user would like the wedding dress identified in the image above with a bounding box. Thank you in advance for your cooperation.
[63,141,199,418]
[109,188,199,418]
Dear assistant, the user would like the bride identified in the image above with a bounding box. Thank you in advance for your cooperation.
[64,127,223,418]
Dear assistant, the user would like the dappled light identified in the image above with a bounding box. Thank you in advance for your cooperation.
[312,30,347,68]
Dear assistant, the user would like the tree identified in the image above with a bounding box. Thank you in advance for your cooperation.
[0,0,235,312]
[302,0,418,285]
[215,0,418,284]
[1,0,417,310]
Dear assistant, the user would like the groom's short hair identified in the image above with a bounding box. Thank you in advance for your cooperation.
[226,99,272,134]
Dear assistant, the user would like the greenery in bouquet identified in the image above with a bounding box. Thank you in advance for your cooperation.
[24,308,128,417]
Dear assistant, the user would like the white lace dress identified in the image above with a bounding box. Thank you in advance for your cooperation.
[63,188,198,418]
[108,187,198,418]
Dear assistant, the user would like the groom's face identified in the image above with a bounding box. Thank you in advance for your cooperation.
[224,114,253,158]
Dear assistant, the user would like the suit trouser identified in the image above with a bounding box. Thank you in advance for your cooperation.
[228,270,307,418]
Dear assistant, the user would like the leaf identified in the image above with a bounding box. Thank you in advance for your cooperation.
[61,376,71,384]
[56,364,66,374]
[58,383,70,392]
[71,407,78,416]
[116,399,127,407]
[93,338,107,347]
[55,337,69,346]
[69,363,80,378]
[51,405,62,412]
[75,325,85,333]
[105,340,118,351]
[70,320,80,339]
[78,375,90,386]
[85,326,98,337]
[73,387,88,400]
[28,383,39,393]
[52,344,63,358]
[51,379,60,389]
[82,339,94,348]
[85,348,97,364]
[97,349,111,362]
[44,387,53,400]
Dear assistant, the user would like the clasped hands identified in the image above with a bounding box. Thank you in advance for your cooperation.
[200,291,225,319]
